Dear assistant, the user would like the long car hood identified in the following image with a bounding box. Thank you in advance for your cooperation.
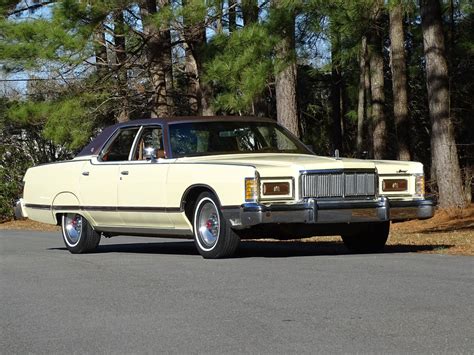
[176,153,423,177]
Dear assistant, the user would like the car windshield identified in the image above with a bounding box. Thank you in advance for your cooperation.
[169,121,312,158]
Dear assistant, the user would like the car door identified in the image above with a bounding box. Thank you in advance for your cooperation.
[79,127,140,227]
[117,125,173,229]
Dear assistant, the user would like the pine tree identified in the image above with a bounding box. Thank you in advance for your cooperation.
[389,0,411,160]
[272,0,299,137]
[420,0,466,208]
[368,0,387,159]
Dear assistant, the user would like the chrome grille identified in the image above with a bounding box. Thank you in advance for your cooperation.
[300,171,376,198]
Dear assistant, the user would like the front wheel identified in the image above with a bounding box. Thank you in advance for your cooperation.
[341,221,390,253]
[61,213,101,254]
[193,192,240,259]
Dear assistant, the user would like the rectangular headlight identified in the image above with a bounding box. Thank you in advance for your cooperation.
[262,182,290,196]
[382,179,408,192]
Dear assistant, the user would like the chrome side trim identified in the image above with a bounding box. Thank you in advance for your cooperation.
[27,204,183,213]
[95,226,193,237]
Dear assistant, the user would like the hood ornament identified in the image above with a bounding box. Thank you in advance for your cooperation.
[334,149,341,160]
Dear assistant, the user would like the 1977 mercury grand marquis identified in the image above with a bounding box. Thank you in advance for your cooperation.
[15,116,435,258]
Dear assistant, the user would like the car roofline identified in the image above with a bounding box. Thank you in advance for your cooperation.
[76,116,277,158]
[115,116,275,128]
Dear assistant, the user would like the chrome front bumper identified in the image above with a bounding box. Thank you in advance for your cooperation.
[14,199,27,219]
[224,197,435,228]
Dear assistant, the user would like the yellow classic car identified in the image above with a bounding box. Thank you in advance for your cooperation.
[15,117,434,258]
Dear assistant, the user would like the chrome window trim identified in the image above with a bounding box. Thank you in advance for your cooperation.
[128,126,145,161]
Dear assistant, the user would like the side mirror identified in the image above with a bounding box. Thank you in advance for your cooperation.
[144,147,157,161]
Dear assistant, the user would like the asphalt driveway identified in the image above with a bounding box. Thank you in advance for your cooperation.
[1,230,472,353]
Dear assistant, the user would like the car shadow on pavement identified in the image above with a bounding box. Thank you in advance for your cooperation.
[50,240,453,258]
[237,241,453,257]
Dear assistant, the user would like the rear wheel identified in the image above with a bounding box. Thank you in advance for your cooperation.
[61,213,101,254]
[341,221,390,253]
[193,192,240,259]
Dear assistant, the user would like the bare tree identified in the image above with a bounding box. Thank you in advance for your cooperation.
[420,0,466,208]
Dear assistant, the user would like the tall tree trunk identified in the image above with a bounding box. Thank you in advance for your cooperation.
[420,0,466,208]
[184,42,200,114]
[216,0,224,33]
[228,0,236,32]
[389,2,411,160]
[160,0,174,114]
[357,36,367,156]
[364,50,373,158]
[368,1,386,159]
[140,0,173,117]
[113,11,129,123]
[330,31,343,153]
[242,0,259,25]
[182,1,214,116]
[273,2,299,137]
[93,23,108,78]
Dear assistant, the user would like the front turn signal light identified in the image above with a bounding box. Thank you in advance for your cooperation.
[415,174,425,197]
[245,178,259,202]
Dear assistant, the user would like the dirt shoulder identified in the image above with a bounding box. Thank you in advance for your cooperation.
[1,205,472,256]
[0,219,60,232]
[388,205,474,256]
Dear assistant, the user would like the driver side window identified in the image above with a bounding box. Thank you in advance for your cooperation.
[100,128,139,162]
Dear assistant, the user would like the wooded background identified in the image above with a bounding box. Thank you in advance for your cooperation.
[0,0,472,221]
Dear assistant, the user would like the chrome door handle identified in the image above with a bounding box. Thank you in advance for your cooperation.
[82,171,89,176]
[120,171,129,175]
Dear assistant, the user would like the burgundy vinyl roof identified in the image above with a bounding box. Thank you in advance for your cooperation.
[76,116,275,157]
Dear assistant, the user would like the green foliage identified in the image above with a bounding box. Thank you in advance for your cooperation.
[7,86,113,149]
[205,24,277,113]
[0,17,91,70]
[180,0,208,25]
[0,144,31,222]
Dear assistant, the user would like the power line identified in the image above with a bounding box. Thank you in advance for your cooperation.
[0,77,83,82]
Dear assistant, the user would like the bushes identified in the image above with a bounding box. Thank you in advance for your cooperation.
[0,151,29,222]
